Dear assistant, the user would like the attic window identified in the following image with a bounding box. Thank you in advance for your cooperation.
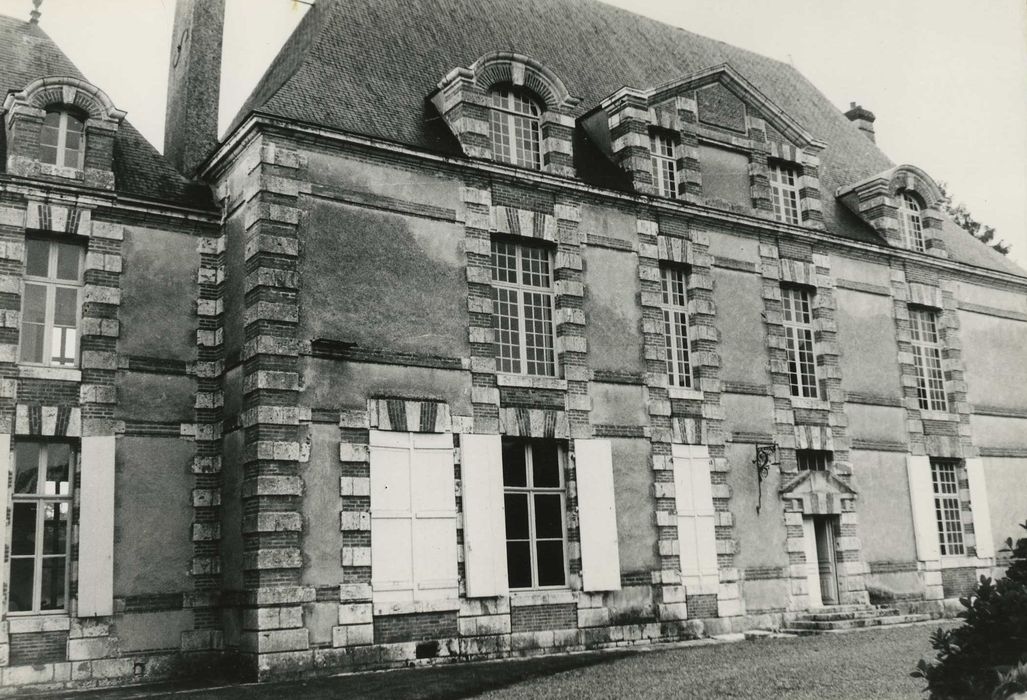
[649,131,678,198]
[898,191,926,252]
[769,163,801,225]
[40,109,85,170]
[489,87,542,170]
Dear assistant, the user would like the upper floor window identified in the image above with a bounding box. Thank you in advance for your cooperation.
[489,87,542,170]
[660,266,692,388]
[20,238,83,367]
[502,439,567,589]
[769,163,801,225]
[909,307,947,412]
[797,449,831,471]
[898,192,926,252]
[930,459,965,556]
[10,441,73,613]
[649,131,678,198]
[40,109,86,170]
[491,238,555,376]
[781,285,818,398]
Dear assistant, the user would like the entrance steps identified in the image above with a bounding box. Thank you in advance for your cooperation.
[779,605,931,636]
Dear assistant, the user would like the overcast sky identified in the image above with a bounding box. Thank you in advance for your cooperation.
[3,0,1025,269]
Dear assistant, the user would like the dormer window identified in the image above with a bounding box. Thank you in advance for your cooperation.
[40,109,85,170]
[769,163,801,225]
[898,191,925,252]
[489,87,542,170]
[649,131,678,198]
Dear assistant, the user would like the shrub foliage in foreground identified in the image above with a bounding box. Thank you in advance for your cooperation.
[912,521,1027,699]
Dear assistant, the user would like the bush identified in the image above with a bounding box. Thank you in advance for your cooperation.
[912,521,1027,699]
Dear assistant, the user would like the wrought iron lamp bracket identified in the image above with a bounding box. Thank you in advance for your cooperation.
[753,443,779,515]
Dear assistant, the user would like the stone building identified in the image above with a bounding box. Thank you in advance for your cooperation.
[0,0,1025,690]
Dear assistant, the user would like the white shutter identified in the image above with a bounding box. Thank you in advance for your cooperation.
[460,434,508,598]
[964,458,995,559]
[0,435,9,614]
[574,439,621,591]
[370,431,458,604]
[78,436,116,617]
[673,443,719,595]
[906,455,940,562]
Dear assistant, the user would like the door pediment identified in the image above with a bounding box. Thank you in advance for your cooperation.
[779,470,856,514]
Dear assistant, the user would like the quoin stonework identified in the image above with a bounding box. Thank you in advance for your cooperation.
[0,0,1024,691]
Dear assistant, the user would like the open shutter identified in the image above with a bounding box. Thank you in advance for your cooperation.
[575,439,621,591]
[370,431,458,604]
[461,434,508,598]
[78,436,115,617]
[673,443,719,595]
[906,455,940,562]
[964,458,994,559]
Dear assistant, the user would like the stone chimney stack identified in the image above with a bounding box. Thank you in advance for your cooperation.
[844,102,876,143]
[163,0,226,176]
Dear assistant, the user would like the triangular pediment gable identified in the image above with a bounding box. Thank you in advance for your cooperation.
[778,469,857,515]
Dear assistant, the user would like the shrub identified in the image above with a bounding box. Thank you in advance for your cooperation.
[912,521,1027,699]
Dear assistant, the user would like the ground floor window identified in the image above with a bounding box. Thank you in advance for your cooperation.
[502,439,567,589]
[930,459,965,556]
[10,441,73,613]
[796,449,831,471]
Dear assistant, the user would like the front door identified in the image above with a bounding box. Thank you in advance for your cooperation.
[814,516,839,605]
[802,516,822,607]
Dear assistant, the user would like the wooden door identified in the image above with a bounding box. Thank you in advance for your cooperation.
[802,516,822,607]
[815,517,839,605]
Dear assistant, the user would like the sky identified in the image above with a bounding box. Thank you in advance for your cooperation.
[2,0,1025,269]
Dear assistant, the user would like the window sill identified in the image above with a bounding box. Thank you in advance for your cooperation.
[920,410,958,422]
[939,555,976,569]
[7,613,71,633]
[790,396,830,411]
[38,163,83,181]
[509,589,576,607]
[496,373,567,390]
[19,365,81,382]
[667,386,704,401]
[372,598,461,617]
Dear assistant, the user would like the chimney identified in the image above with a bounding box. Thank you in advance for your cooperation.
[163,0,226,176]
[844,102,876,143]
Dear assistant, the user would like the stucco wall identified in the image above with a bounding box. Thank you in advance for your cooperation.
[983,457,1027,552]
[716,271,770,387]
[301,357,471,414]
[726,441,787,570]
[589,383,647,426]
[115,372,194,423]
[119,227,198,361]
[220,430,244,592]
[722,394,774,438]
[579,202,636,245]
[609,437,658,575]
[969,415,1027,449]
[849,450,917,563]
[835,288,902,398]
[699,145,750,209]
[959,311,1027,410]
[706,231,759,263]
[299,200,469,359]
[301,424,344,587]
[582,247,643,374]
[113,437,193,596]
[845,404,907,445]
[117,610,193,652]
[829,254,891,290]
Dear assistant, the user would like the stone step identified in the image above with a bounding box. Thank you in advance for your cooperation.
[803,608,899,622]
[807,604,875,615]
[785,614,932,632]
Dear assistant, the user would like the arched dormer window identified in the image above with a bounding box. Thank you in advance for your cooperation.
[40,108,86,170]
[898,191,925,252]
[489,86,542,170]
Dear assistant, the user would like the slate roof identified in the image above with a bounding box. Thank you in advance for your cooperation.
[233,0,1023,277]
[0,14,213,211]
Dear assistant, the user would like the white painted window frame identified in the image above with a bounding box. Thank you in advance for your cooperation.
[930,459,965,557]
[780,285,819,399]
[660,265,693,389]
[649,131,678,198]
[491,238,557,377]
[909,307,948,412]
[19,238,83,369]
[898,192,926,252]
[769,163,801,225]
[489,87,542,170]
[39,110,86,170]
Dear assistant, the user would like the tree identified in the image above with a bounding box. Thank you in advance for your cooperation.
[937,182,1011,256]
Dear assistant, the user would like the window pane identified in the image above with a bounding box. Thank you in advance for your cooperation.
[504,493,530,540]
[53,286,78,326]
[506,541,532,589]
[9,559,35,612]
[25,239,50,277]
[40,557,66,610]
[55,243,80,281]
[45,444,71,496]
[42,502,68,554]
[533,494,563,539]
[14,442,41,494]
[22,283,47,324]
[531,442,560,487]
[502,440,526,487]
[11,502,37,555]
[52,327,77,366]
[535,541,566,586]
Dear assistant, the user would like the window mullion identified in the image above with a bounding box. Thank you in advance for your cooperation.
[516,253,528,374]
[525,446,539,587]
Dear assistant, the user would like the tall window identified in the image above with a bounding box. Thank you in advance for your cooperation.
[781,286,818,398]
[769,164,801,225]
[898,192,925,252]
[40,109,85,170]
[796,449,831,471]
[489,87,542,170]
[502,439,566,589]
[649,131,678,198]
[10,442,73,613]
[909,307,947,412]
[491,239,555,376]
[660,266,692,388]
[20,238,83,367]
[930,459,965,556]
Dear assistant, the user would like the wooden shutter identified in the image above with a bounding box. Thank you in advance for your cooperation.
[906,455,940,562]
[673,443,719,595]
[460,434,508,598]
[370,431,458,604]
[575,439,621,591]
[964,458,995,559]
[0,435,9,614]
[78,436,116,617]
